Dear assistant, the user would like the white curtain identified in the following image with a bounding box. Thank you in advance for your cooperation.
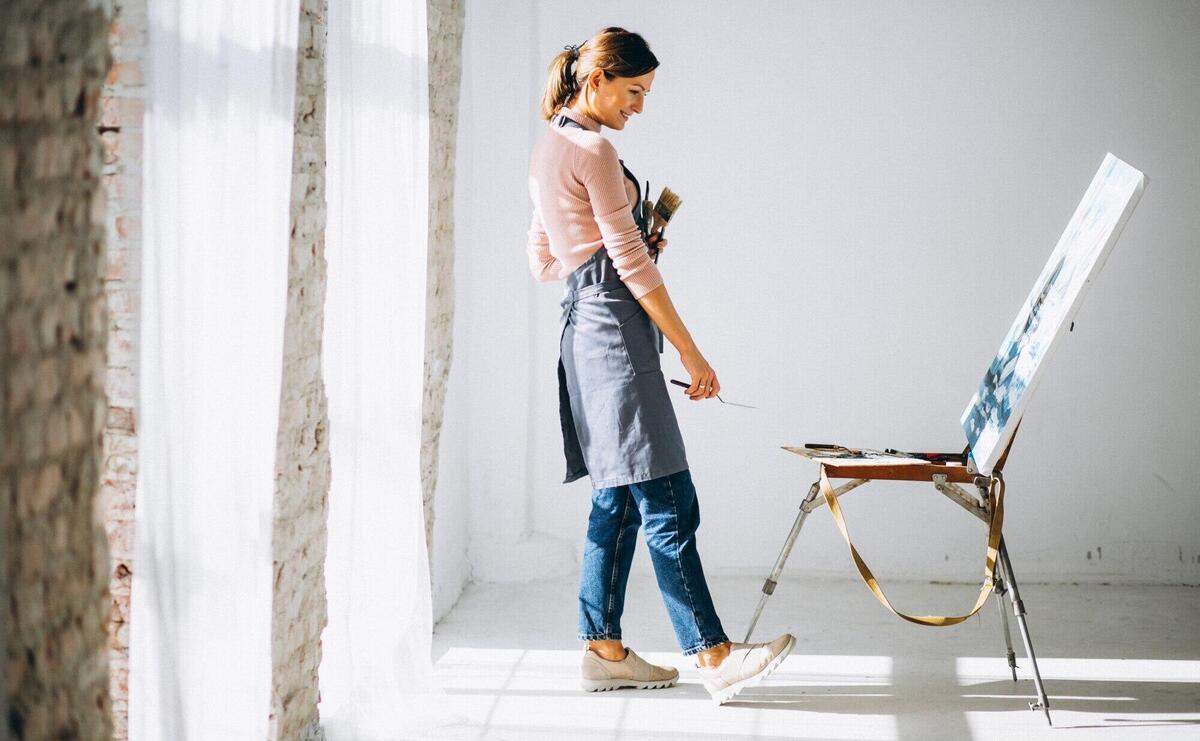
[319,0,441,738]
[131,1,300,738]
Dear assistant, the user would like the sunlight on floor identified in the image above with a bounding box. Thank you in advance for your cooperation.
[433,649,899,740]
[426,649,1200,740]
[424,577,1200,740]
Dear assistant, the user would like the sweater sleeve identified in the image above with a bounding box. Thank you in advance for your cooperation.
[525,205,562,282]
[576,137,664,299]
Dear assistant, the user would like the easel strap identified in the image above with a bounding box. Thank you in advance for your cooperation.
[818,465,1005,626]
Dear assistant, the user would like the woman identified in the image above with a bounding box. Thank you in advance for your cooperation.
[526,27,794,705]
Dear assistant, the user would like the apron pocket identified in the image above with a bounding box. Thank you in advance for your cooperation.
[569,297,633,383]
[617,310,662,376]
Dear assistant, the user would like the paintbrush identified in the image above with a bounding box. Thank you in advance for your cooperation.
[669,379,757,409]
[643,184,681,256]
[644,182,680,355]
[650,186,681,246]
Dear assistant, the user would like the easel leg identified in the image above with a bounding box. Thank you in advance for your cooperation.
[743,482,820,642]
[998,537,1052,726]
[992,574,1018,682]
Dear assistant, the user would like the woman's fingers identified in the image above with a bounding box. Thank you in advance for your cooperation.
[679,349,717,401]
[688,371,719,400]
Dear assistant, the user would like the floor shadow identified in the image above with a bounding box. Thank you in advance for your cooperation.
[726,678,1200,717]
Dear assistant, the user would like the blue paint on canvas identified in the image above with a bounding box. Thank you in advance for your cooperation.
[962,154,1146,475]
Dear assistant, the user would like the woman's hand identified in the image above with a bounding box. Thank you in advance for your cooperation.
[648,229,667,253]
[679,347,719,400]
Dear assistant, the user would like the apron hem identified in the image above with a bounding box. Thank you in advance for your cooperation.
[562,468,589,485]
[587,462,690,490]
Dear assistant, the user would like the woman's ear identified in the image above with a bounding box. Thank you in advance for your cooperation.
[587,68,604,91]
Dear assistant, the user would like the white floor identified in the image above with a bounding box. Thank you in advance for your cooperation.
[425,572,1200,740]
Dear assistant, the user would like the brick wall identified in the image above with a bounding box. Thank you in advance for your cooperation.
[270,0,331,738]
[421,0,465,556]
[0,0,114,738]
[97,0,145,737]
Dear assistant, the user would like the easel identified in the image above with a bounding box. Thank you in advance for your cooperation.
[739,154,1149,727]
[742,428,1054,726]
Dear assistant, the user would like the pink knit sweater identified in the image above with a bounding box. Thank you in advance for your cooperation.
[526,107,663,299]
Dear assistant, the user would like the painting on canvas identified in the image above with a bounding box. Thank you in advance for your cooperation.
[961,153,1146,475]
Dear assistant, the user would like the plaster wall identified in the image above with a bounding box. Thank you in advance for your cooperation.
[444,0,1200,597]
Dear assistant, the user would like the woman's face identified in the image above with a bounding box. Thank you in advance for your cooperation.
[581,69,655,130]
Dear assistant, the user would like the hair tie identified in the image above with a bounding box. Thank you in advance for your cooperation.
[564,41,584,59]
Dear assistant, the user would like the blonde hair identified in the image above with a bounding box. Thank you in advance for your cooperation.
[540,27,659,121]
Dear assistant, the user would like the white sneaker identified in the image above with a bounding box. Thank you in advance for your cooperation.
[696,633,795,705]
[580,647,679,692]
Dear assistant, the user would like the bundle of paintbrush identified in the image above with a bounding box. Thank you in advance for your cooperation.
[641,182,682,261]
[641,182,682,354]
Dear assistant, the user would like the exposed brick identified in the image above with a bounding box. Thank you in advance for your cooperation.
[422,0,465,555]
[17,463,63,517]
[269,2,332,737]
[45,405,71,457]
[100,128,120,164]
[104,245,134,279]
[34,356,63,403]
[37,300,71,350]
[99,95,142,129]
[0,141,18,190]
[2,1,114,736]
[104,60,143,88]
[105,405,135,433]
[7,307,37,355]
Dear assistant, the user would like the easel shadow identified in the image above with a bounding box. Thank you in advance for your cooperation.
[727,678,1200,729]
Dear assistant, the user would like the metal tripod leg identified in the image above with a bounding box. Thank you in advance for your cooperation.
[743,482,820,642]
[992,573,1018,682]
[998,537,1052,726]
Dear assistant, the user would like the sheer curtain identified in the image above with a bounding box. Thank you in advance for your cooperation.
[130,1,300,738]
[319,0,441,737]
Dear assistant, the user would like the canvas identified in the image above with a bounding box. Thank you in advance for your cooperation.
[961,153,1147,475]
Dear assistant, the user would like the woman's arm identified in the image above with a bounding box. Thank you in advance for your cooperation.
[577,142,718,399]
[526,206,563,281]
[578,138,663,299]
[636,271,720,401]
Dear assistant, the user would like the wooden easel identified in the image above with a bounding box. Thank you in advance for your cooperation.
[743,425,1054,725]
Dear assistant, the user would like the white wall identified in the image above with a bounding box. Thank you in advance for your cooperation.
[435,0,1200,605]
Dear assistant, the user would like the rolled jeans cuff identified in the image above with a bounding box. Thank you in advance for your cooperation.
[579,632,622,642]
[680,634,731,657]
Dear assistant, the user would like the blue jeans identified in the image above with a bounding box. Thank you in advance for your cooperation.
[577,468,729,655]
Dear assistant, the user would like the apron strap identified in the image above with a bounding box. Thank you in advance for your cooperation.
[818,465,1005,626]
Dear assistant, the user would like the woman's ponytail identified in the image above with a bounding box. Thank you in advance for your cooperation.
[540,49,580,121]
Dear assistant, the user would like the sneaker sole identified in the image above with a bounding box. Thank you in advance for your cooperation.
[581,677,679,692]
[708,635,796,706]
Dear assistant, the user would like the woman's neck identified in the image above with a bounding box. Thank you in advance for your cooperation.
[565,100,603,129]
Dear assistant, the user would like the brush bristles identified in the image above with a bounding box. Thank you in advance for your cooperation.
[653,187,682,227]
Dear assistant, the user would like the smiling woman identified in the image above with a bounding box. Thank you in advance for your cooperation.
[525,26,795,705]
[540,27,655,127]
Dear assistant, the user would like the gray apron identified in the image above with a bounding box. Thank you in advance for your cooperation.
[552,113,688,488]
